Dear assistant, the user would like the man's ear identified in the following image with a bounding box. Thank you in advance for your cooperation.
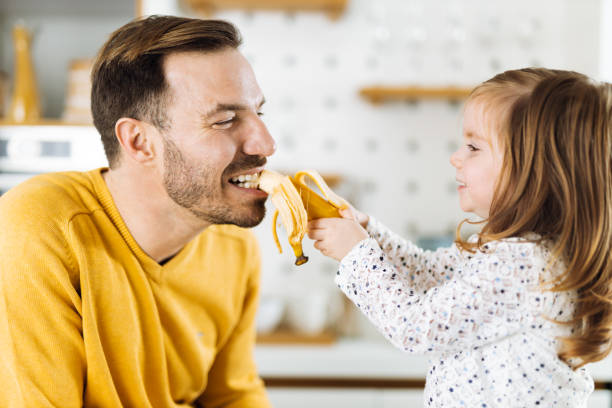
[114,117,157,164]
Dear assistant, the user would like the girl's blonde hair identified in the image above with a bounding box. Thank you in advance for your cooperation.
[456,68,612,368]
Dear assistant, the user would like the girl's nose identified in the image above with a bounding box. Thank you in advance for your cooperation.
[450,149,461,168]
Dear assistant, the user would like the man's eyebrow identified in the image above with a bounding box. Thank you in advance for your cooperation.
[202,104,244,119]
[201,99,266,119]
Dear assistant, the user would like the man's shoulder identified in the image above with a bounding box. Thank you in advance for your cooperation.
[3,169,95,197]
[0,170,100,228]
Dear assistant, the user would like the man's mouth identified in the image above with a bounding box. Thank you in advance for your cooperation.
[229,171,263,189]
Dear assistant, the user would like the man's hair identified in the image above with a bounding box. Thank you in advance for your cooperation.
[91,15,242,167]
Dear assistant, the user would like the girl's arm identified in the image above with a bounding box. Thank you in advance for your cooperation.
[335,237,550,355]
[308,216,461,294]
[365,216,461,288]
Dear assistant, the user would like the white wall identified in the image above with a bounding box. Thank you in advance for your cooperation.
[138,0,604,336]
[1,0,604,336]
[601,0,612,81]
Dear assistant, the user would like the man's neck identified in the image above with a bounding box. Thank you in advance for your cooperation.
[102,166,210,263]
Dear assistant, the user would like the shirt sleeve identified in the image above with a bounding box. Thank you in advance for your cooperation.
[366,217,462,292]
[0,195,85,407]
[336,237,546,354]
[196,234,271,408]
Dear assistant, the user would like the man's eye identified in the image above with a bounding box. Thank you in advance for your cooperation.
[257,112,264,117]
[211,119,234,130]
[213,117,236,129]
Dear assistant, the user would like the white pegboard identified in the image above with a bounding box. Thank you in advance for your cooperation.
[142,0,604,333]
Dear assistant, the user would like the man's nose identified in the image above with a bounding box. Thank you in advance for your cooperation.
[243,115,276,157]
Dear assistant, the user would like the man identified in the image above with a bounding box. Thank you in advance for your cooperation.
[0,15,275,407]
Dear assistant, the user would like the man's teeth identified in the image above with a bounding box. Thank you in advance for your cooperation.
[230,172,261,189]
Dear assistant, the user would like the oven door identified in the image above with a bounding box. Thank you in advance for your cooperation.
[0,124,108,194]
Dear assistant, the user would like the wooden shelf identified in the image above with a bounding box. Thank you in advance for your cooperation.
[182,0,348,20]
[359,86,474,104]
[0,119,92,127]
[257,329,336,345]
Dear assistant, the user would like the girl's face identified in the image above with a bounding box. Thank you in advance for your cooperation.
[450,100,504,218]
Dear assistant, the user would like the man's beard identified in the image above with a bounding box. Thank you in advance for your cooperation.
[162,137,267,228]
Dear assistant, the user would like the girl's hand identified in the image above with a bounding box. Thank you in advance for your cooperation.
[307,217,369,261]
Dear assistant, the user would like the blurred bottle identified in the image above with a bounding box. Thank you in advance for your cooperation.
[8,23,40,123]
[0,71,8,117]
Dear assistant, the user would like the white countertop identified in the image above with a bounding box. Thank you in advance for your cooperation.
[255,338,612,381]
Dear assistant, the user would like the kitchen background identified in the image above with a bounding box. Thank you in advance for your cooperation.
[1,0,611,406]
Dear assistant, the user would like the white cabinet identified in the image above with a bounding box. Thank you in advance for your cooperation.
[257,340,612,408]
[268,388,379,408]
[590,391,612,408]
[267,388,424,408]
[380,390,424,408]
[267,388,611,408]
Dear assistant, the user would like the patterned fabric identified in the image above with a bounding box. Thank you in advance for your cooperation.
[336,217,594,407]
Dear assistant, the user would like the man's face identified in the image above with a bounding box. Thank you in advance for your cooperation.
[159,49,275,227]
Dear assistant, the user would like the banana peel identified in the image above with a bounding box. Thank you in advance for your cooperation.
[258,169,349,266]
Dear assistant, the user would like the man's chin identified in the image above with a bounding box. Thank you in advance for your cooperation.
[223,200,267,228]
[187,197,267,228]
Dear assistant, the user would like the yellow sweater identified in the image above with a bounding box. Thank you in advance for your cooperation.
[0,169,271,407]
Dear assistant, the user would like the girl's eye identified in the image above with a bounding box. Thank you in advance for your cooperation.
[467,144,479,152]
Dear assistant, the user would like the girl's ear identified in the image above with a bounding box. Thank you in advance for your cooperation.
[114,117,157,165]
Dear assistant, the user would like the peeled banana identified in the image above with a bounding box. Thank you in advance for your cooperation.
[258,169,349,266]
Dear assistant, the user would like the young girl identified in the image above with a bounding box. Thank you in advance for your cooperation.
[308,68,612,407]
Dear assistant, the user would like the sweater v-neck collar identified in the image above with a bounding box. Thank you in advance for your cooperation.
[89,168,191,281]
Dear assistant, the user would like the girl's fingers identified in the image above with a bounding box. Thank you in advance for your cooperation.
[308,219,331,240]
[307,228,323,240]
[307,220,320,230]
[313,240,325,251]
[308,218,331,231]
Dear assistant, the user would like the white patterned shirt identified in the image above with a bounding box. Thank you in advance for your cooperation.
[336,217,593,407]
